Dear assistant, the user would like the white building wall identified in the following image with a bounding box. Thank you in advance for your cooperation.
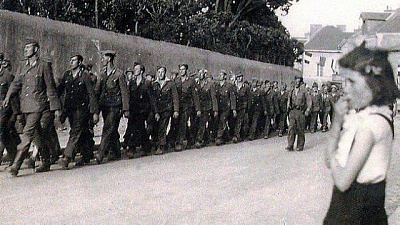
[302,51,342,87]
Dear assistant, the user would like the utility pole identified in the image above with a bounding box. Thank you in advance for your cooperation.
[95,0,99,28]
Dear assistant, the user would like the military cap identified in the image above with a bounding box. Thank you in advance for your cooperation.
[236,72,244,78]
[312,82,318,88]
[24,37,39,47]
[331,84,338,89]
[125,67,134,73]
[101,50,116,57]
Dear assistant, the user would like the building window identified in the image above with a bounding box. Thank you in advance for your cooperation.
[317,64,324,77]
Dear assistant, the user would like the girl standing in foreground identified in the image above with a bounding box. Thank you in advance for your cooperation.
[324,42,400,224]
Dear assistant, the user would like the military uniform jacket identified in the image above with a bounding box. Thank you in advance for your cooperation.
[152,78,179,113]
[196,80,218,112]
[0,67,19,115]
[263,90,276,116]
[235,83,250,111]
[175,77,200,111]
[310,91,322,112]
[288,86,312,111]
[6,58,61,113]
[275,90,289,114]
[331,92,340,104]
[128,77,155,115]
[321,93,333,112]
[97,68,129,111]
[249,87,265,112]
[215,82,236,111]
[58,68,98,114]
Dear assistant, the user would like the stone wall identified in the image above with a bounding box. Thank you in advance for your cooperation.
[0,10,300,83]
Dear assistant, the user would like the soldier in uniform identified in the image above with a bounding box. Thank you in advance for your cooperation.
[174,64,200,151]
[320,85,333,132]
[0,54,19,165]
[286,76,312,151]
[232,73,250,143]
[195,69,218,148]
[153,67,179,155]
[57,55,99,169]
[276,82,289,137]
[248,78,265,140]
[310,82,322,133]
[124,63,155,158]
[3,38,62,176]
[215,70,237,146]
[262,80,276,139]
[95,50,129,164]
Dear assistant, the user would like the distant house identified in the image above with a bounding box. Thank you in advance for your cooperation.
[302,26,353,87]
[342,8,400,87]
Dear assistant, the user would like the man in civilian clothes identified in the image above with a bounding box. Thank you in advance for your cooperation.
[58,55,99,169]
[3,38,62,176]
[286,76,312,151]
[95,50,129,164]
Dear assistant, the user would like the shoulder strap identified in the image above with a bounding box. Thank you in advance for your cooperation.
[371,113,394,139]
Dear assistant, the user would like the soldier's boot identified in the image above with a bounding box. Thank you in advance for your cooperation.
[175,144,183,152]
[58,157,71,170]
[94,153,103,165]
[278,130,283,137]
[9,150,25,177]
[215,139,223,146]
[155,146,164,155]
[232,136,238,143]
[195,141,203,149]
[35,159,51,173]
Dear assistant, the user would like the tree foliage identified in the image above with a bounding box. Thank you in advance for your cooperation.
[0,0,303,67]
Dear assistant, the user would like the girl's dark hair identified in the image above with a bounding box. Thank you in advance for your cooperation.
[339,42,400,106]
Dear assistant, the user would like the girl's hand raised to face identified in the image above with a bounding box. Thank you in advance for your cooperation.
[334,97,350,119]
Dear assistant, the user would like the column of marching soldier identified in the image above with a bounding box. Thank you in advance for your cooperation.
[0,39,342,176]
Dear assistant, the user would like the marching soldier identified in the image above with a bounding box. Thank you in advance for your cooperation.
[215,70,237,146]
[4,38,62,176]
[286,76,312,151]
[320,85,333,132]
[195,69,218,148]
[58,54,99,169]
[0,54,19,165]
[248,78,265,140]
[174,64,200,151]
[263,80,275,139]
[329,84,340,122]
[310,82,322,133]
[153,67,179,155]
[124,64,155,158]
[95,50,129,164]
[232,72,250,143]
[276,82,289,137]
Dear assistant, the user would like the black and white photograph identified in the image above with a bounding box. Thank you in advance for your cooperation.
[0,0,399,224]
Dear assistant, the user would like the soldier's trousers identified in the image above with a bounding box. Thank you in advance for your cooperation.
[278,112,288,132]
[177,107,192,145]
[196,110,211,144]
[158,111,172,148]
[263,114,272,137]
[287,109,306,149]
[125,112,151,153]
[63,108,93,161]
[248,110,261,139]
[321,111,330,130]
[98,107,121,158]
[217,109,230,140]
[233,109,246,139]
[12,110,52,170]
[37,110,61,161]
[0,107,19,163]
[310,111,319,131]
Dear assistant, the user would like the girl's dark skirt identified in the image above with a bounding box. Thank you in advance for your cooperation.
[324,180,388,225]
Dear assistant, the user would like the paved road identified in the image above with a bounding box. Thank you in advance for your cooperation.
[1,118,399,225]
